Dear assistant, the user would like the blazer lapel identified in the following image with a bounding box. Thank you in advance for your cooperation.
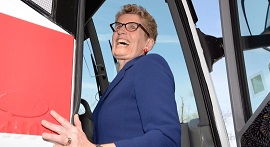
[98,56,143,104]
[99,68,125,103]
[93,56,143,124]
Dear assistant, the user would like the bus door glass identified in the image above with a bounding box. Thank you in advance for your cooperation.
[234,0,270,146]
[238,0,270,113]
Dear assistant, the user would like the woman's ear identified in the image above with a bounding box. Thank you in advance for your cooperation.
[146,38,155,52]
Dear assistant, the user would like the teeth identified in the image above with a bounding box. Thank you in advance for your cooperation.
[117,39,129,46]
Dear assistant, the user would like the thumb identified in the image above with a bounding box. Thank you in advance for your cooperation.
[74,114,83,132]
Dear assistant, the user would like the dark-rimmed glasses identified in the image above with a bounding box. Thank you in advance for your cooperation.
[110,22,150,37]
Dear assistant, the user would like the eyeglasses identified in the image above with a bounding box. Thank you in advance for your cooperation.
[110,22,150,37]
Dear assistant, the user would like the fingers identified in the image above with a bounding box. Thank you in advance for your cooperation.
[42,110,84,146]
[74,114,83,132]
[41,110,74,137]
[42,132,68,146]
[41,119,66,135]
[50,110,74,130]
[42,118,74,146]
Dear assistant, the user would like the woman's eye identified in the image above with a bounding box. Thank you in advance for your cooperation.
[115,25,122,30]
[129,25,137,30]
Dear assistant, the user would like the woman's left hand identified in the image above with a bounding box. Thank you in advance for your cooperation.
[41,110,94,147]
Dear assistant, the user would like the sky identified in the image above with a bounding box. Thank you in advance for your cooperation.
[193,0,236,145]
[193,1,270,146]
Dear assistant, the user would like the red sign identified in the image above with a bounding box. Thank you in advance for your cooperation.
[0,13,74,135]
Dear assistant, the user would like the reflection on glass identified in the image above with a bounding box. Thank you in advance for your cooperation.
[251,74,265,95]
[238,0,270,112]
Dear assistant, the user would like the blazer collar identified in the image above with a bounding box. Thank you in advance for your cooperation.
[99,55,143,103]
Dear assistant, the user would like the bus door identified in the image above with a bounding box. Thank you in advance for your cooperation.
[219,0,270,146]
[81,0,230,146]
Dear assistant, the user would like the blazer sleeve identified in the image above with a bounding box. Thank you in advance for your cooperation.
[115,54,181,147]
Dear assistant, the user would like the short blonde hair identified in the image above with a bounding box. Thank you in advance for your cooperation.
[115,4,158,42]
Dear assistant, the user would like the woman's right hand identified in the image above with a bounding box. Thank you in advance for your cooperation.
[41,110,95,147]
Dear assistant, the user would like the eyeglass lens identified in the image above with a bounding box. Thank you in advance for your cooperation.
[114,22,138,32]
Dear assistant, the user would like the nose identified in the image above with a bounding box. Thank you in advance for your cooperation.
[117,25,127,35]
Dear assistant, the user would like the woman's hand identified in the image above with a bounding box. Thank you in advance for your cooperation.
[41,110,94,147]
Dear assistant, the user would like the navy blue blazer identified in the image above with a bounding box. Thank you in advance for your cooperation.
[93,54,181,147]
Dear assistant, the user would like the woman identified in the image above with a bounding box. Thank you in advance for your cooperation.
[42,4,181,147]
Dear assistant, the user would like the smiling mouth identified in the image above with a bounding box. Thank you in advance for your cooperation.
[119,42,128,45]
[117,39,129,46]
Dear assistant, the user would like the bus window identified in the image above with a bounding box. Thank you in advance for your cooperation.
[238,0,270,112]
